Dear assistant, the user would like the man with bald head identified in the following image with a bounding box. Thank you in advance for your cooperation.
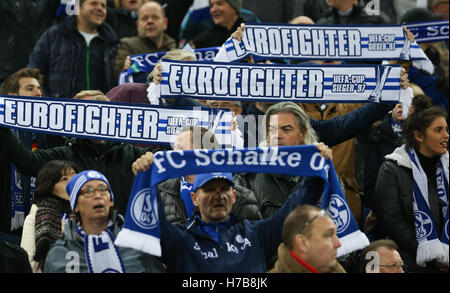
[114,0,177,80]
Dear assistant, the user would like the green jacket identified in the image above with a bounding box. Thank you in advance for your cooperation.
[114,34,177,80]
[0,128,155,216]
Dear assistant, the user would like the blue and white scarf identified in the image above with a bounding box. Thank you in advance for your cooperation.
[180,176,195,219]
[405,21,449,44]
[118,47,220,85]
[115,146,369,257]
[75,222,126,273]
[224,23,430,62]
[10,129,36,231]
[160,60,402,103]
[408,148,449,266]
[0,95,233,148]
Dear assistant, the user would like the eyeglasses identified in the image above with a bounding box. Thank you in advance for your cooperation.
[379,263,407,271]
[79,185,110,197]
[296,210,330,234]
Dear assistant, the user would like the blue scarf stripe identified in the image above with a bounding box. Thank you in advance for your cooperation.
[116,146,369,258]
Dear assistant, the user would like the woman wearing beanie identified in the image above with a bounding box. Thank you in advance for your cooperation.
[43,170,165,273]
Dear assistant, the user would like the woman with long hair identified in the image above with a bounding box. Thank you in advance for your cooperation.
[374,103,448,272]
[21,160,79,272]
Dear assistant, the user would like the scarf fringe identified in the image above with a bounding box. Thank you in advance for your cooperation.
[115,228,162,257]
[412,59,435,75]
[416,239,446,266]
[337,230,370,257]
[439,243,449,265]
[10,211,24,231]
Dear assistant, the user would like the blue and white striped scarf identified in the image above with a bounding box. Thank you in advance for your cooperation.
[75,222,126,273]
[115,146,369,258]
[408,148,449,266]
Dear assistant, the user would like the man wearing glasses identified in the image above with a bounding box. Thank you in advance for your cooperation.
[359,239,406,273]
[269,205,345,273]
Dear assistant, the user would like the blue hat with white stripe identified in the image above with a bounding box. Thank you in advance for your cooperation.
[66,170,114,211]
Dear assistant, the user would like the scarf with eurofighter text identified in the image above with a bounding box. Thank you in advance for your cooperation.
[408,148,449,266]
[160,60,403,103]
[114,146,369,257]
[225,23,430,62]
[0,95,233,148]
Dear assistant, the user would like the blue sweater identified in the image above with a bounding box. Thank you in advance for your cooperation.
[159,176,323,273]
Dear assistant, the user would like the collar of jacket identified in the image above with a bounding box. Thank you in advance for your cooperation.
[66,210,123,242]
[385,145,450,169]
[186,211,239,233]
[62,15,119,45]
[271,243,346,273]
[139,33,176,50]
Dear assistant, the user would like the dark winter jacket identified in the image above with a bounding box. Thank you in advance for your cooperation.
[27,16,119,99]
[0,0,59,80]
[363,114,403,210]
[374,146,448,272]
[0,128,156,216]
[0,131,66,233]
[158,177,262,226]
[105,7,138,40]
[191,17,244,49]
[0,240,32,273]
[160,176,324,273]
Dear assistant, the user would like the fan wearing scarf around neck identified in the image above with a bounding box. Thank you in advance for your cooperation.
[375,104,449,273]
[21,160,79,273]
[43,170,165,273]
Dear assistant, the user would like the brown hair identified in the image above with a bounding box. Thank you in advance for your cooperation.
[403,103,447,150]
[0,68,43,95]
[359,239,399,273]
[73,90,109,101]
[282,205,321,250]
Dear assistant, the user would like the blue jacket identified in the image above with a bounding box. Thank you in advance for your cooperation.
[159,176,323,273]
[408,66,449,114]
[27,16,119,99]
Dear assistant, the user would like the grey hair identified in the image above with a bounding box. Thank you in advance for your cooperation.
[265,102,318,145]
[147,49,197,82]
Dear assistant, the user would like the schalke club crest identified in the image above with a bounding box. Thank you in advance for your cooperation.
[414,211,433,241]
[328,195,351,234]
[130,188,159,230]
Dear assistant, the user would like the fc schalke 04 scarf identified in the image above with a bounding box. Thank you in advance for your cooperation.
[408,148,449,266]
[406,20,449,44]
[115,146,369,257]
[118,46,220,84]
[75,222,126,273]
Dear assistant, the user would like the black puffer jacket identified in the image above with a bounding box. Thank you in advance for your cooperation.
[158,177,262,226]
[0,128,155,216]
[27,16,119,99]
